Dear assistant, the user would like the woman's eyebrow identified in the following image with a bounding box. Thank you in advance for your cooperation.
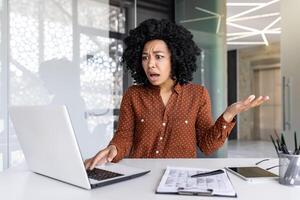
[153,50,165,54]
[142,50,165,54]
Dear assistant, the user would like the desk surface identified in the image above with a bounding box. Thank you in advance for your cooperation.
[0,158,299,200]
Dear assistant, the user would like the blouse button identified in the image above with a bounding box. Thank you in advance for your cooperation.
[156,150,159,154]
[162,122,166,126]
[141,119,144,123]
[185,120,188,124]
[223,125,227,129]
[159,137,163,140]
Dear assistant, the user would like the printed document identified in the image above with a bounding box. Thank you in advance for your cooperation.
[156,166,236,197]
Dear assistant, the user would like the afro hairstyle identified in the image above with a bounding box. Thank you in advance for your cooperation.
[122,18,201,85]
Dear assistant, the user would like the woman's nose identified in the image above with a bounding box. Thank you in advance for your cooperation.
[148,58,155,68]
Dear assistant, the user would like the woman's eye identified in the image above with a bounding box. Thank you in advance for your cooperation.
[156,55,163,59]
[142,56,148,61]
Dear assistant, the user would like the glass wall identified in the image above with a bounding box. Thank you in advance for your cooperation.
[0,0,175,170]
[0,0,133,170]
[0,0,3,171]
[175,0,227,157]
[0,0,7,171]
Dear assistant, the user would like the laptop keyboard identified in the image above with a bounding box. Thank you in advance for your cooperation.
[87,168,123,181]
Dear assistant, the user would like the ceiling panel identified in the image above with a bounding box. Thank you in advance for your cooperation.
[227,0,280,50]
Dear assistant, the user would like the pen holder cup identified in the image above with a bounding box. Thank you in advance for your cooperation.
[279,153,300,186]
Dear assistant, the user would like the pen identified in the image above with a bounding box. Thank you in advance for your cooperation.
[295,143,300,155]
[294,131,298,154]
[274,129,280,140]
[270,135,279,156]
[276,138,281,151]
[190,169,224,178]
[281,143,289,154]
[281,133,290,154]
[281,133,286,146]
[274,130,281,151]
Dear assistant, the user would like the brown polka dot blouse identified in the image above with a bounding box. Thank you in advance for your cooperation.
[110,82,235,162]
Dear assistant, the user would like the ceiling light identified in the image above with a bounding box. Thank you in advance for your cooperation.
[227,32,260,41]
[264,30,281,34]
[227,42,266,45]
[228,13,280,22]
[261,33,269,46]
[180,16,217,23]
[263,17,281,30]
[226,3,265,7]
[227,0,280,47]
[227,22,259,32]
[228,0,279,21]
[195,6,220,16]
[216,16,221,33]
[180,7,222,34]
[228,32,258,36]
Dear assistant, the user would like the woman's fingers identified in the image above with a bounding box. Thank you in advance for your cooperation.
[242,95,255,106]
[107,147,117,162]
[249,95,269,108]
[84,145,118,170]
[234,95,269,114]
[247,95,256,103]
[84,158,92,170]
[89,149,109,170]
[231,95,254,113]
[227,95,270,117]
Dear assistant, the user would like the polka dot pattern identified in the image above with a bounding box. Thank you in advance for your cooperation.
[110,83,236,162]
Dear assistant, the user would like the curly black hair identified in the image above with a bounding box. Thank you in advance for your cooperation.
[122,18,201,85]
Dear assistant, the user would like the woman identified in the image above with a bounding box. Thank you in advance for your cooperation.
[84,19,269,170]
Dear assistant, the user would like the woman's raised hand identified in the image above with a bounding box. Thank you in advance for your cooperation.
[223,95,270,122]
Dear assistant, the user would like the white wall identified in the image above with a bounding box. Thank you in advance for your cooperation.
[281,0,300,147]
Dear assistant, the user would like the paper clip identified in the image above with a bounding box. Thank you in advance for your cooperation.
[177,187,213,196]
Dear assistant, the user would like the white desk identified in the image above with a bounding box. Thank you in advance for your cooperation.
[0,158,299,200]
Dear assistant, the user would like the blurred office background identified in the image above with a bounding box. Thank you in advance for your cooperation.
[1,0,299,171]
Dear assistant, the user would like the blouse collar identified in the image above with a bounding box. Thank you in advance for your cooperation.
[145,82,183,95]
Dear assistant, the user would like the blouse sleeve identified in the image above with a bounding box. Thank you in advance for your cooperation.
[196,87,236,155]
[109,88,135,162]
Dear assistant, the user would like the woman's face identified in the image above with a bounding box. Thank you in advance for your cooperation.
[142,39,174,88]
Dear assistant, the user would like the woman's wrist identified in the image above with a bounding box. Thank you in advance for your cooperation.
[223,110,236,123]
[108,144,117,151]
[108,145,118,158]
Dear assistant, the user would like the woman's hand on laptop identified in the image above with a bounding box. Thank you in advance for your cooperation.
[84,145,118,170]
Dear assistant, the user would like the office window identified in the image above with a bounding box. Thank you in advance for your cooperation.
[0,0,127,169]
[9,0,74,167]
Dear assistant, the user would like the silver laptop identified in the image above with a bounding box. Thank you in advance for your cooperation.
[9,105,150,189]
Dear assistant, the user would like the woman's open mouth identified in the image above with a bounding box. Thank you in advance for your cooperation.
[148,73,160,82]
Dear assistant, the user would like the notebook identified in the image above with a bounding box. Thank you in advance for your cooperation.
[156,166,237,197]
[9,105,150,189]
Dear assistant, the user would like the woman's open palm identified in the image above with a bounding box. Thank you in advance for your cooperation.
[223,95,270,122]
